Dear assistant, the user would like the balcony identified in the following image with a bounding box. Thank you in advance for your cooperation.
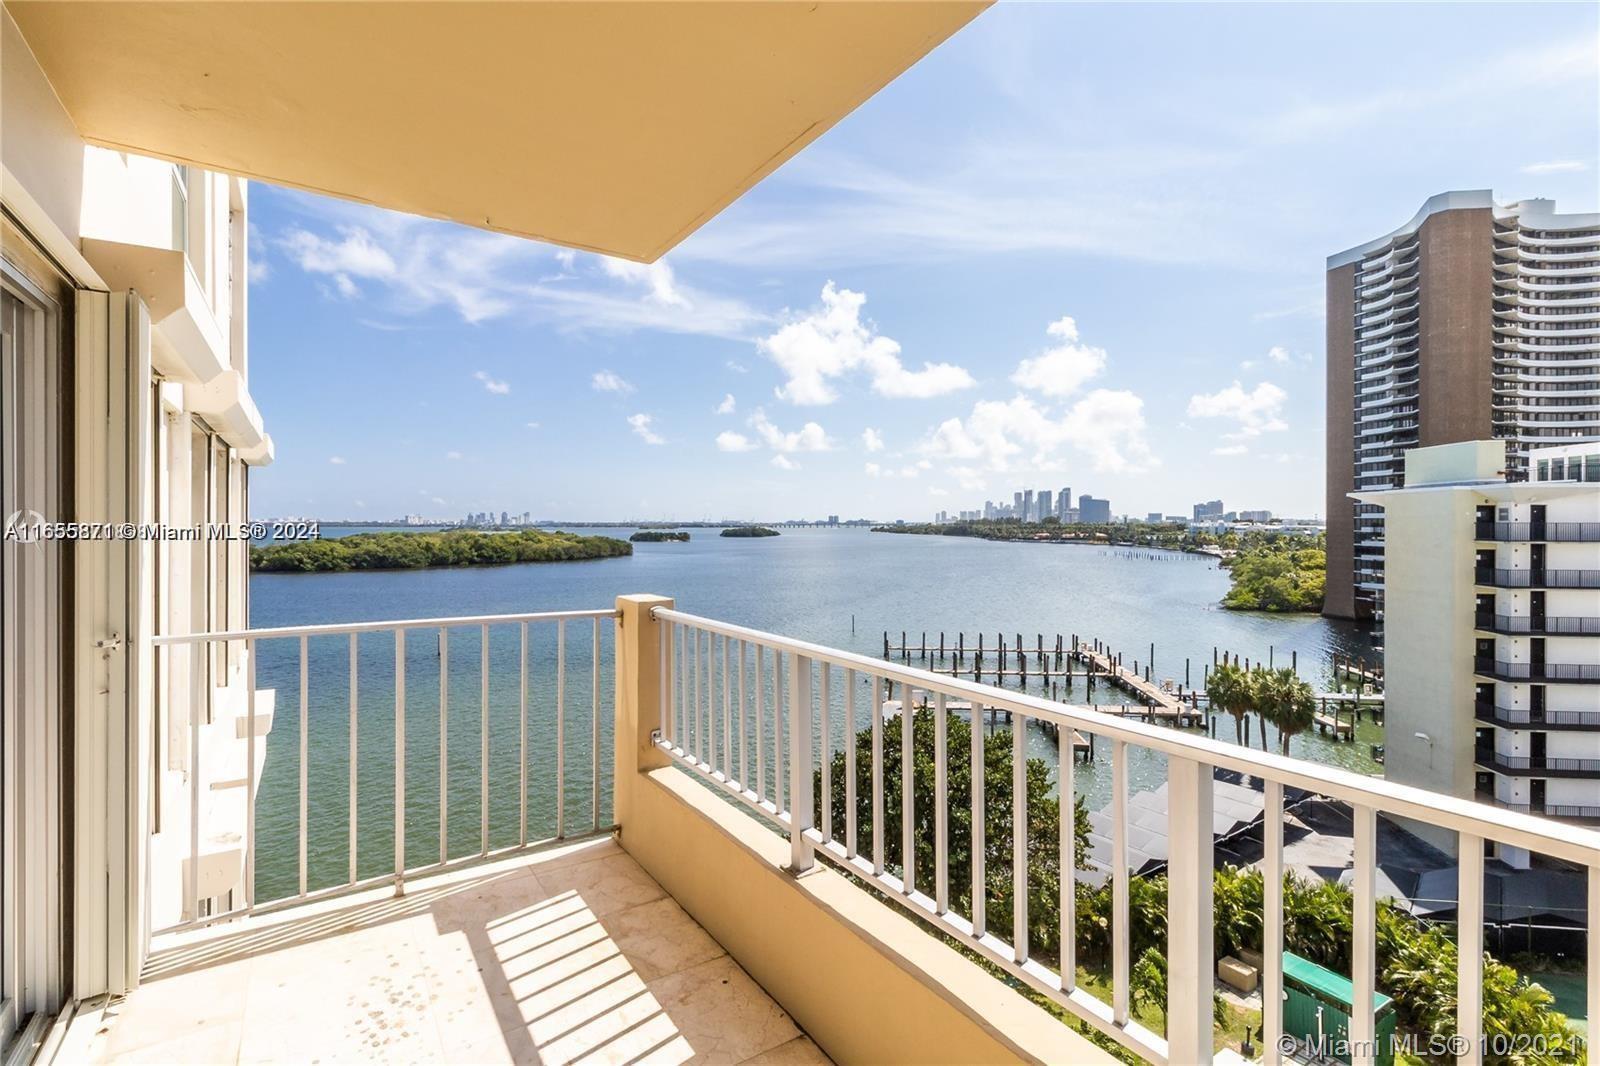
[1474,567,1600,589]
[1474,613,1600,636]
[1475,751,1600,778]
[1473,658,1600,682]
[83,598,1600,1065]
[1475,701,1600,729]
[1493,799,1600,822]
[1475,521,1600,543]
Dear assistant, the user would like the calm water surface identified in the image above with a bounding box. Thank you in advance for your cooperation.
[246,527,1378,899]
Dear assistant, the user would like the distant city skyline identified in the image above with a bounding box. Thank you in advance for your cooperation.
[245,4,1598,522]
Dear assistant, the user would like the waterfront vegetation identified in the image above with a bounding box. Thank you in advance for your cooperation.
[720,525,780,538]
[870,519,1327,612]
[250,528,632,572]
[823,706,1578,1063]
[629,530,690,542]
[1206,661,1318,753]
[1220,539,1326,613]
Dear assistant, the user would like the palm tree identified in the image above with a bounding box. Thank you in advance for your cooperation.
[1207,661,1256,745]
[1257,666,1317,756]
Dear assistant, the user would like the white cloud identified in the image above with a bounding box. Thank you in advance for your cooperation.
[526,421,540,430]
[861,427,885,452]
[1266,346,1291,365]
[1009,317,1107,397]
[1212,444,1249,457]
[281,226,396,300]
[269,191,766,333]
[923,390,1157,475]
[749,410,831,453]
[1186,381,1289,438]
[929,487,949,497]
[758,282,974,405]
[715,431,757,453]
[864,462,884,477]
[431,496,447,506]
[770,455,799,471]
[716,394,737,415]
[446,450,463,460]
[1520,160,1589,175]
[627,413,665,445]
[592,370,634,394]
[474,370,511,395]
[328,456,346,465]
[599,257,690,309]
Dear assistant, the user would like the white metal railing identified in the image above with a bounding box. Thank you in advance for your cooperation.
[650,607,1600,1066]
[151,607,617,933]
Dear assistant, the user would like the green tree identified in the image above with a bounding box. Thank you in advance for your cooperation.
[1207,661,1257,746]
[817,705,1091,957]
[1257,666,1317,755]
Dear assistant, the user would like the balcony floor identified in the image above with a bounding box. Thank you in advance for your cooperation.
[66,836,830,1065]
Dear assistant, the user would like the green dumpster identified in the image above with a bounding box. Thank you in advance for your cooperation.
[1281,952,1397,1066]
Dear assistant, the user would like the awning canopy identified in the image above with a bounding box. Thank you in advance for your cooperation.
[9,1,986,262]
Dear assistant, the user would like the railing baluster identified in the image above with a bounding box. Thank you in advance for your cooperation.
[934,692,948,914]
[299,634,308,897]
[1351,804,1377,1066]
[722,634,731,781]
[1263,780,1284,1064]
[1012,712,1027,963]
[1111,738,1129,1024]
[678,624,688,744]
[349,632,358,886]
[738,640,748,789]
[902,683,915,895]
[1457,831,1484,1066]
[971,700,985,939]
[246,637,258,908]
[188,641,201,921]
[774,652,786,813]
[1059,720,1074,991]
[480,622,489,856]
[788,652,814,872]
[1589,866,1600,1059]
[694,628,704,767]
[439,628,449,863]
[872,675,885,877]
[659,619,672,748]
[755,644,766,800]
[519,622,529,846]
[820,664,832,844]
[707,633,717,770]
[592,616,601,831]
[557,618,566,839]
[1166,756,1214,1063]
[393,629,405,895]
[845,667,857,859]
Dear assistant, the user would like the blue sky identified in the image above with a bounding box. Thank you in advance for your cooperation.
[246,2,1599,523]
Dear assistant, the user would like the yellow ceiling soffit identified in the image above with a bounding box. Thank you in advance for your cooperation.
[9,1,988,262]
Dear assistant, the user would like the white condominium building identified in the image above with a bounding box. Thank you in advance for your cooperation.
[1359,440,1600,867]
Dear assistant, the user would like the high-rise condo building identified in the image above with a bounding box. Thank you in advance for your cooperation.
[1013,491,1024,518]
[1079,495,1111,524]
[1193,499,1224,521]
[1038,489,1053,521]
[1359,440,1600,866]
[1057,487,1071,519]
[1326,191,1600,620]
[1022,489,1034,522]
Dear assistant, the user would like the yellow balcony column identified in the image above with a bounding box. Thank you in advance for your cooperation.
[614,595,673,833]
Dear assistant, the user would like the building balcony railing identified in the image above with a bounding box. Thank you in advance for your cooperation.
[1475,613,1600,636]
[1492,799,1600,821]
[1474,567,1600,589]
[1476,751,1600,777]
[1475,521,1600,542]
[1475,701,1600,729]
[151,598,1600,1066]
[1473,658,1600,682]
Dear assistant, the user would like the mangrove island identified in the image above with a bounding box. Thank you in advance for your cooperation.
[720,526,780,538]
[251,529,632,573]
[630,530,691,543]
